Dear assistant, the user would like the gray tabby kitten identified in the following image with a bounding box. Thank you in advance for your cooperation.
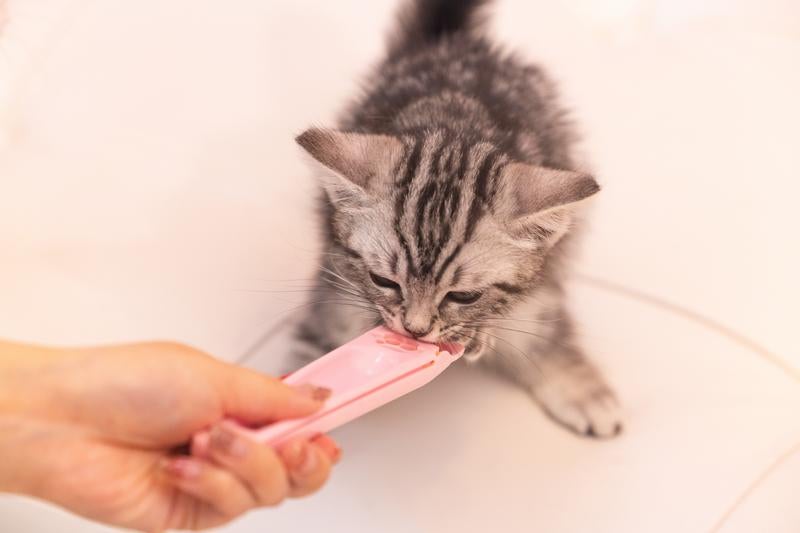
[290,0,622,437]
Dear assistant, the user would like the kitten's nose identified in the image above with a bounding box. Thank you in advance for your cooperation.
[402,322,433,339]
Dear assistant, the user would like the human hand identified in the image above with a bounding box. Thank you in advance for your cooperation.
[0,340,340,531]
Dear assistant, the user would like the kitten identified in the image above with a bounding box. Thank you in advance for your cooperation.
[289,0,622,437]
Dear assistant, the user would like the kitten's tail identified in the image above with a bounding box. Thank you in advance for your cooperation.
[388,0,492,55]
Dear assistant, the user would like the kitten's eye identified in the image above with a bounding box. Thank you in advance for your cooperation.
[369,272,401,291]
[446,291,482,305]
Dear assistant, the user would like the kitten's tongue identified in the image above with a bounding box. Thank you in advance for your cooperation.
[436,341,464,357]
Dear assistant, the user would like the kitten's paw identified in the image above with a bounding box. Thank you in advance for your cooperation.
[533,367,623,438]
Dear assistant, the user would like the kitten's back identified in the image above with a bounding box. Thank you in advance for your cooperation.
[388,0,491,56]
[342,0,576,169]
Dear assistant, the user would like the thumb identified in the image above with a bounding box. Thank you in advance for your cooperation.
[213,363,329,425]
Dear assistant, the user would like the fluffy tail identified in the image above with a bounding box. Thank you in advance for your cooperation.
[388,0,491,54]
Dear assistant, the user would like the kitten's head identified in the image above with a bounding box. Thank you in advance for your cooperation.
[297,128,598,353]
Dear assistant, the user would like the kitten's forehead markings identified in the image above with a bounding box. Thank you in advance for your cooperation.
[399,133,446,255]
[388,133,525,292]
[450,266,464,286]
[389,252,399,275]
[393,136,423,277]
[414,138,450,270]
[428,144,497,284]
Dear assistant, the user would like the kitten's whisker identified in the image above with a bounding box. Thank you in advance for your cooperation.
[326,288,373,311]
[464,322,571,356]
[471,321,575,355]
[320,279,381,315]
[489,325,553,340]
[319,266,359,291]
[320,276,367,299]
[321,275,362,293]
[245,277,318,284]
[323,284,363,301]
[281,296,377,314]
[463,322,550,341]
[303,300,375,312]
[233,288,325,295]
[478,316,563,325]
[236,296,378,364]
[467,327,544,374]
[320,251,350,259]
[458,328,507,362]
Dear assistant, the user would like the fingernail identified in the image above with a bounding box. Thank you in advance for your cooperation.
[324,444,342,464]
[191,431,211,458]
[162,457,201,479]
[312,434,342,464]
[328,444,342,464]
[209,425,248,458]
[282,440,317,475]
[292,384,332,403]
[296,443,318,475]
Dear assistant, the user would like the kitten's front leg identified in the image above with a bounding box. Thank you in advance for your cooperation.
[528,342,622,438]
[480,295,623,438]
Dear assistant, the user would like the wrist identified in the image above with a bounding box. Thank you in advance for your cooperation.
[0,342,83,496]
[0,415,53,495]
[0,341,65,417]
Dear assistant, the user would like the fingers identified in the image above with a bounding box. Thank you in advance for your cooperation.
[203,422,340,499]
[164,423,341,525]
[161,457,258,518]
[311,434,342,464]
[205,423,290,505]
[279,438,337,498]
[214,363,331,425]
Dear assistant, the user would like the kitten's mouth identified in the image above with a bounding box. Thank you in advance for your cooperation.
[378,317,464,355]
[435,341,464,356]
[434,327,482,358]
[376,307,474,354]
[449,327,488,361]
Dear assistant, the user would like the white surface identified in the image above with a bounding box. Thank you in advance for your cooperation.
[0,0,798,531]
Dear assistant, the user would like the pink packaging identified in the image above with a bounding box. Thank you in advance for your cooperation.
[194,326,463,450]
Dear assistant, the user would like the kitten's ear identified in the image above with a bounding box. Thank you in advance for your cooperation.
[296,128,404,205]
[500,162,600,244]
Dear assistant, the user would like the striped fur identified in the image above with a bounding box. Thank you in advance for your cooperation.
[289,0,622,438]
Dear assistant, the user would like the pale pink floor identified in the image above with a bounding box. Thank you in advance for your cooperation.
[0,1,798,531]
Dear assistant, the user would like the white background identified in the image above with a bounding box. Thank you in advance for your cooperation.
[0,1,798,531]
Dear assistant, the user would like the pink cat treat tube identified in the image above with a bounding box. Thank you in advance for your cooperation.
[193,327,463,451]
